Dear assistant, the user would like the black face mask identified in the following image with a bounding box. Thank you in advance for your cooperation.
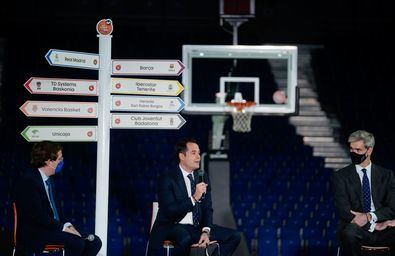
[350,151,368,165]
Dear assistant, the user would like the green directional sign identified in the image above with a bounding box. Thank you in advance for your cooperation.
[21,126,97,142]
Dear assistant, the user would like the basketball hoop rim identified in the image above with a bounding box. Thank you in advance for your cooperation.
[226,101,256,112]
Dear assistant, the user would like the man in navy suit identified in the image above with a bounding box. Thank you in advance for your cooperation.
[13,141,101,256]
[147,138,240,256]
[332,130,395,256]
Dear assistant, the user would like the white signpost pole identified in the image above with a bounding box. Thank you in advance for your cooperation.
[95,19,113,256]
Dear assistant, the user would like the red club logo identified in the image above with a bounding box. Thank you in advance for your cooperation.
[93,59,98,65]
[115,100,121,107]
[116,65,121,71]
[115,118,121,124]
[89,85,95,91]
[32,105,38,112]
[115,83,121,89]
[87,131,93,137]
[87,107,93,113]
[96,19,113,36]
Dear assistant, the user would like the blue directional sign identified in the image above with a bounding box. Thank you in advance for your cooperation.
[45,49,99,70]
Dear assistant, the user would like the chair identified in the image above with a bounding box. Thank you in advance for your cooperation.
[145,202,220,256]
[361,245,390,256]
[337,245,391,256]
[12,202,65,256]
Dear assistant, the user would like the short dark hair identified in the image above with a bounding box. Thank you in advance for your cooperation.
[31,141,63,168]
[175,138,197,162]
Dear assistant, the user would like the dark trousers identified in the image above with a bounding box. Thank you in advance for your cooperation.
[148,224,241,256]
[19,231,102,256]
[339,223,395,256]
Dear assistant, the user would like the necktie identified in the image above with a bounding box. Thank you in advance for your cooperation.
[187,173,199,226]
[45,178,60,221]
[361,169,371,213]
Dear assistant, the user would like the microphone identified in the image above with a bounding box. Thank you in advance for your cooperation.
[199,153,207,200]
[198,169,205,183]
[84,234,95,242]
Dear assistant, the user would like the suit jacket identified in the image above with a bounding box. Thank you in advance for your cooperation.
[149,167,213,248]
[332,163,395,233]
[13,169,65,251]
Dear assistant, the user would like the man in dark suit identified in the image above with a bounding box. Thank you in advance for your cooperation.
[13,141,102,256]
[147,138,241,256]
[332,130,395,256]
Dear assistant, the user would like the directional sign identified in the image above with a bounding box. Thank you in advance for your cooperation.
[111,113,186,129]
[111,95,185,112]
[111,78,184,96]
[21,126,97,142]
[24,77,98,96]
[112,59,185,76]
[20,101,98,118]
[45,49,99,70]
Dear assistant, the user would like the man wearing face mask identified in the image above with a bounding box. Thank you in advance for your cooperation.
[13,141,102,256]
[332,130,395,256]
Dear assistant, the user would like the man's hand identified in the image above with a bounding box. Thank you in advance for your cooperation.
[64,226,81,237]
[386,220,395,227]
[350,210,368,227]
[375,222,388,231]
[193,182,208,201]
[191,232,210,248]
[376,220,395,231]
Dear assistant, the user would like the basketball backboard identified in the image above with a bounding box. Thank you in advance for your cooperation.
[181,45,298,115]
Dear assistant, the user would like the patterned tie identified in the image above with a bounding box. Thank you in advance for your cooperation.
[361,169,371,213]
[45,178,60,221]
[187,173,200,226]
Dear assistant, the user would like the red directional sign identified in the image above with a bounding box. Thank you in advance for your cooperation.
[24,77,98,96]
[20,101,98,118]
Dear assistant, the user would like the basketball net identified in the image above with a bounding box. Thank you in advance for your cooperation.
[226,93,255,133]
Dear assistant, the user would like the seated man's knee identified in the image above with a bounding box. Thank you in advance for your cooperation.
[90,235,102,251]
[66,237,85,254]
[340,223,360,241]
[177,234,193,248]
[230,231,241,244]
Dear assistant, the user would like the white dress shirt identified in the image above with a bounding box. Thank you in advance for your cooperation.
[177,165,210,233]
[178,165,195,225]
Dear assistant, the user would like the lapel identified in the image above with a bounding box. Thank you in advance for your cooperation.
[32,169,53,210]
[33,170,49,198]
[175,167,189,197]
[193,170,199,183]
[370,164,380,205]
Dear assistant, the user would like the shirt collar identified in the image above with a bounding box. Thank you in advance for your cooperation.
[38,168,50,183]
[179,164,193,179]
[355,162,372,173]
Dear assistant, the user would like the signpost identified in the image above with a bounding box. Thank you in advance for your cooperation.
[24,77,98,96]
[45,49,100,69]
[112,59,185,76]
[95,18,112,256]
[111,77,184,96]
[20,101,98,118]
[21,126,97,142]
[20,19,187,256]
[111,113,186,129]
[111,95,185,112]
